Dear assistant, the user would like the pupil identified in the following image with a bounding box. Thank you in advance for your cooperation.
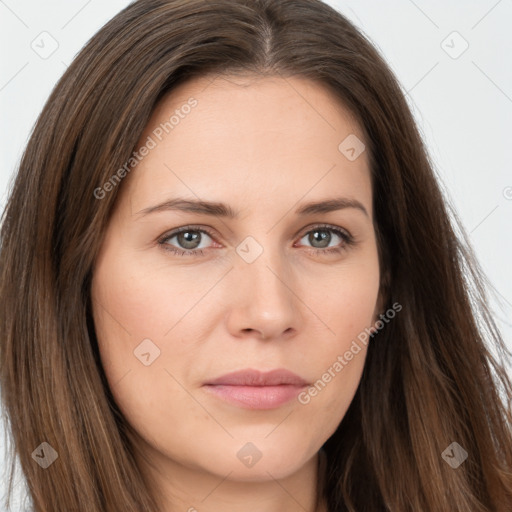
[178,231,200,249]
[309,230,330,248]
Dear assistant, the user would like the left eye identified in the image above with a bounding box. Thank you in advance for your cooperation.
[302,227,350,249]
[159,225,353,255]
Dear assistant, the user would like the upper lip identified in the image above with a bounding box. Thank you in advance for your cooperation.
[204,369,309,387]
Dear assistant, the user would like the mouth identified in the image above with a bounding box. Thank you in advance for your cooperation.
[202,369,309,410]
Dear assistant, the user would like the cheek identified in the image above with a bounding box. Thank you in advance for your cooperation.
[90,254,218,462]
[90,249,232,434]
[295,252,379,425]
[91,251,221,358]
[307,247,380,347]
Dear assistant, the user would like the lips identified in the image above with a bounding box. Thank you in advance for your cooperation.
[202,369,309,410]
[204,368,309,387]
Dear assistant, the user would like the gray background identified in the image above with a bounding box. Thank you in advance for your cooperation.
[1,0,511,509]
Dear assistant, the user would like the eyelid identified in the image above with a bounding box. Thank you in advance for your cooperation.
[158,223,355,254]
[157,225,218,246]
[160,223,353,241]
[295,222,352,240]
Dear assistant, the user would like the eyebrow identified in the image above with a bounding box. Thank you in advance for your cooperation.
[136,196,368,218]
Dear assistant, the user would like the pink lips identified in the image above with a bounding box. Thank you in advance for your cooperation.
[203,369,309,410]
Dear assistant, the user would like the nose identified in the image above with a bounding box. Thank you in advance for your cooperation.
[225,248,302,341]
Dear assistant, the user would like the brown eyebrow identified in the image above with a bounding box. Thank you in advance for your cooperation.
[136,197,368,218]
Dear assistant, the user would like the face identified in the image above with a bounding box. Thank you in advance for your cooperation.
[91,74,381,488]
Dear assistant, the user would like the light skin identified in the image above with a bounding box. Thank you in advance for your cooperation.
[91,74,382,512]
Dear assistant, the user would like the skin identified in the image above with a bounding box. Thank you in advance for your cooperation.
[91,74,382,512]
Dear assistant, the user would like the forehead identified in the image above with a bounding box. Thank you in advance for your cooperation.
[121,74,372,217]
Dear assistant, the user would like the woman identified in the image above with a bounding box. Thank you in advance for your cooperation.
[1,0,511,510]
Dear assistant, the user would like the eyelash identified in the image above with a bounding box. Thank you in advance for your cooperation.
[157,224,356,258]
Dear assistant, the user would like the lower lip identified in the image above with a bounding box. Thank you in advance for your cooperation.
[203,384,306,410]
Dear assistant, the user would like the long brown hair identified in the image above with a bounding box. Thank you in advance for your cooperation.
[1,0,511,510]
